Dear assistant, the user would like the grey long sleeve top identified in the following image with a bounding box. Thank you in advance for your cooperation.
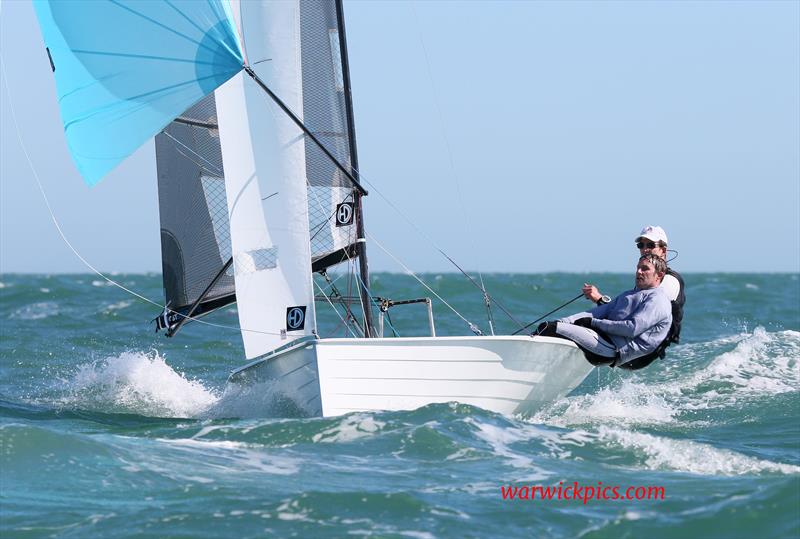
[560,287,672,366]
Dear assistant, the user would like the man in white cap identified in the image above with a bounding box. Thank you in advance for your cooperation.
[581,226,685,367]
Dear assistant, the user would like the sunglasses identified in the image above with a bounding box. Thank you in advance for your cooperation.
[636,241,658,249]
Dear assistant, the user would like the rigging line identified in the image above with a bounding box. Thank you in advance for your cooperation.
[436,249,525,328]
[313,279,358,338]
[241,46,500,326]
[161,130,223,176]
[409,1,492,321]
[367,232,481,334]
[317,272,359,337]
[305,182,368,329]
[344,160,520,327]
[353,269,401,337]
[0,55,280,338]
[244,56,495,332]
[511,293,584,336]
[244,64,481,332]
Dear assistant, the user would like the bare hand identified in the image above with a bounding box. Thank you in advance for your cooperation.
[582,283,602,303]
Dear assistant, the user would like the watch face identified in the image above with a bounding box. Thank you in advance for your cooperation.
[601,295,611,303]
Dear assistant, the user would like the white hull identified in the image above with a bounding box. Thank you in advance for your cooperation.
[228,336,594,417]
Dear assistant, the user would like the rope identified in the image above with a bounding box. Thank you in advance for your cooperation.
[367,232,482,334]
[512,293,584,336]
[313,279,358,338]
[410,1,495,332]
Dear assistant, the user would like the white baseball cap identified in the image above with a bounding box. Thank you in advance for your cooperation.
[636,225,668,245]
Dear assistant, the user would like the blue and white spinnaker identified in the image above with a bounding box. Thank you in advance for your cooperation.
[33,0,244,185]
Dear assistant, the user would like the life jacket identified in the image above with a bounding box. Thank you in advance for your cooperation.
[666,268,685,344]
[618,268,685,370]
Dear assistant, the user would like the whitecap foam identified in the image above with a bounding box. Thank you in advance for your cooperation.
[159,438,301,476]
[102,300,133,313]
[468,418,561,480]
[596,426,800,476]
[694,327,800,396]
[9,301,59,320]
[536,328,799,428]
[60,351,218,418]
[538,380,680,427]
[312,413,385,443]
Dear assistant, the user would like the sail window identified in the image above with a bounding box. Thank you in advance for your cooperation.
[235,248,279,276]
[200,175,232,261]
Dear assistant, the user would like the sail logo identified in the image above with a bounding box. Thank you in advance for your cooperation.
[335,202,354,227]
[286,306,307,331]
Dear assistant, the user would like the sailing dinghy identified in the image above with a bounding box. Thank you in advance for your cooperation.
[33,0,593,417]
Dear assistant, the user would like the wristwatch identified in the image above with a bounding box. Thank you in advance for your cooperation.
[596,295,611,305]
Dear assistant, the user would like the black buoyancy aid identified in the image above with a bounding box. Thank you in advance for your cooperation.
[666,268,685,344]
[618,268,685,370]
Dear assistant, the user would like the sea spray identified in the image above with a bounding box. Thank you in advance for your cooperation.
[58,350,218,418]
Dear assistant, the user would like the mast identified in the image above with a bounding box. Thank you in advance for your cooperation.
[335,0,375,337]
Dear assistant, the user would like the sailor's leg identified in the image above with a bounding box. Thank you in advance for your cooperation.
[554,323,617,358]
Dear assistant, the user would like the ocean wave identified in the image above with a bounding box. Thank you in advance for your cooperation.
[692,327,800,396]
[208,378,317,419]
[593,426,800,476]
[535,327,799,429]
[55,351,219,418]
[101,300,133,313]
[155,437,302,476]
[312,413,386,444]
[8,301,59,320]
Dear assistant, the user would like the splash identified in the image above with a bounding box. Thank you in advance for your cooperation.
[59,351,219,418]
[536,328,800,428]
[207,378,318,419]
[695,327,800,396]
[539,380,680,427]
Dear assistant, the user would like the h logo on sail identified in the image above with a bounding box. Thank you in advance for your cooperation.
[286,306,307,331]
[336,202,354,227]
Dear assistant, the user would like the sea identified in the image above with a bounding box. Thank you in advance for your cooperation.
[1,272,798,538]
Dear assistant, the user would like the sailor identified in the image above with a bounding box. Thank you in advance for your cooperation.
[583,225,685,347]
[537,253,672,369]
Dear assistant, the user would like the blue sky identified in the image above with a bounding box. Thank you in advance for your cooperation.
[1,0,798,274]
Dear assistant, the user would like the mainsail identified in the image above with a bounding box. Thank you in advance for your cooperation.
[299,0,361,271]
[154,94,235,332]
